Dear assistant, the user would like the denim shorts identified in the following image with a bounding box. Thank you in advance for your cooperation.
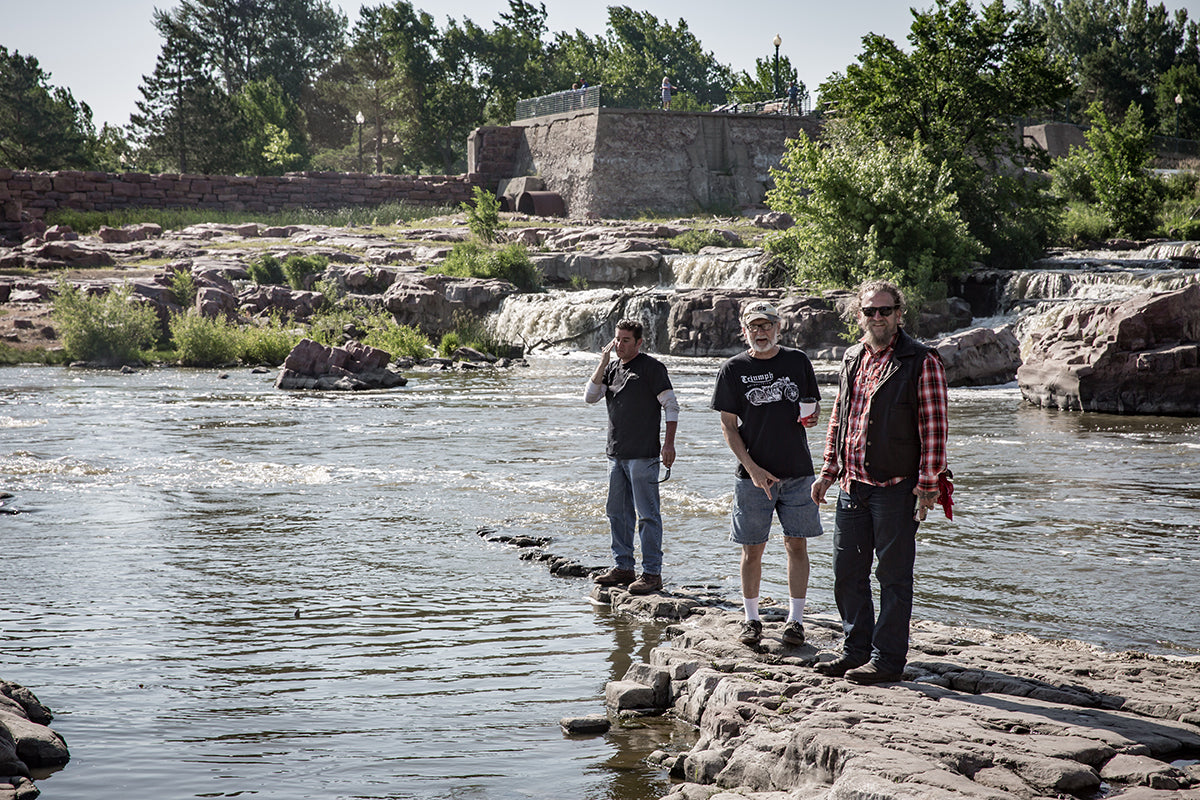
[730,475,823,545]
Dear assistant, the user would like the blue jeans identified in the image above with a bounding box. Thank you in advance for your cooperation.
[832,478,919,673]
[606,457,663,575]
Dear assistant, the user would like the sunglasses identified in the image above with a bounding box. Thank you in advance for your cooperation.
[860,305,896,318]
[745,321,776,331]
[653,466,671,484]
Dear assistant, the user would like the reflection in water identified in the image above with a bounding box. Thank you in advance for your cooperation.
[1,361,1197,800]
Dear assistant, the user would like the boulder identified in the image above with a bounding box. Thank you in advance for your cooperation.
[1017,284,1200,414]
[382,282,455,336]
[667,290,844,356]
[933,325,1022,386]
[534,250,665,287]
[238,285,325,320]
[195,286,238,320]
[275,338,407,391]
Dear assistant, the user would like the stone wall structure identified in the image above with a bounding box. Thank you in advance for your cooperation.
[0,168,476,242]
[508,108,823,218]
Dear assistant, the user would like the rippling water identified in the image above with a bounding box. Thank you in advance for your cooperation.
[2,356,1198,799]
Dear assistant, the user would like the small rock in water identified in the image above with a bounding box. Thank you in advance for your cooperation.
[559,714,610,735]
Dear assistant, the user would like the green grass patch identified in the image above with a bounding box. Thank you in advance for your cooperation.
[45,202,457,235]
[669,228,739,252]
[431,241,542,292]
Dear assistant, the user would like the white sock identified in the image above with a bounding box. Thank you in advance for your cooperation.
[787,597,806,623]
[743,597,760,621]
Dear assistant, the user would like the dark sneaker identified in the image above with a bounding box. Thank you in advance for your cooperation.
[813,656,869,677]
[781,620,805,646]
[628,573,662,595]
[738,619,763,645]
[593,567,636,586]
[844,662,904,685]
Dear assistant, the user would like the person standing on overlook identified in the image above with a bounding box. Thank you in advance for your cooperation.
[661,76,674,109]
[585,319,678,595]
[711,301,823,647]
[810,279,949,684]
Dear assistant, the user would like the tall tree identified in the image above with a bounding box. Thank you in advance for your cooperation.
[730,56,802,104]
[157,0,347,100]
[130,15,244,173]
[1018,0,1200,127]
[820,0,1071,267]
[0,46,96,170]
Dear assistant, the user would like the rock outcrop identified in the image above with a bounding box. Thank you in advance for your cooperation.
[935,325,1022,387]
[275,338,408,390]
[1018,284,1200,415]
[600,607,1200,800]
[0,680,69,799]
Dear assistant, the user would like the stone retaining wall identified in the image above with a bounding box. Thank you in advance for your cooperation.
[0,168,477,242]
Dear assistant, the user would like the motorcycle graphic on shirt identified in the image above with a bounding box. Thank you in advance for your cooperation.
[745,377,799,406]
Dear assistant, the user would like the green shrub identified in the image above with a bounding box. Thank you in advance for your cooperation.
[281,253,328,290]
[1082,101,1162,238]
[238,314,299,365]
[462,186,504,243]
[249,253,285,285]
[669,229,735,253]
[1059,201,1113,244]
[1050,146,1095,202]
[1160,170,1200,202]
[169,311,241,367]
[765,126,983,302]
[438,311,505,359]
[52,282,161,364]
[433,241,542,292]
[363,320,431,359]
[169,269,198,307]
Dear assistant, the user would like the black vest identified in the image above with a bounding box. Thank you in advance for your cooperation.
[834,329,933,483]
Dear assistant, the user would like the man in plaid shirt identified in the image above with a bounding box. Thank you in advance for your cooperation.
[810,279,949,684]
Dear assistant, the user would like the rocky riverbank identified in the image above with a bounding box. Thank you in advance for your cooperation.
[0,681,69,800]
[483,527,1200,800]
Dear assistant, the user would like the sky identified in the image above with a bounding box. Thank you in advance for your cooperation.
[3,0,1196,129]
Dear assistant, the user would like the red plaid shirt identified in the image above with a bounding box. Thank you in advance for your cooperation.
[820,334,948,494]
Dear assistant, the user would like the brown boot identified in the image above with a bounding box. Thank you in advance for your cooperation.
[593,567,636,586]
[628,573,662,595]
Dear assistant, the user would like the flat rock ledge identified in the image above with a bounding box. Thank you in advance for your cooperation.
[0,680,69,800]
[474,527,1200,799]
[615,611,1200,800]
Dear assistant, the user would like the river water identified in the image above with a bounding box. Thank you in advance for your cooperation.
[2,351,1198,800]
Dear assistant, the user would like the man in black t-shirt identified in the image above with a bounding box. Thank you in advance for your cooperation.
[585,319,678,595]
[711,301,823,647]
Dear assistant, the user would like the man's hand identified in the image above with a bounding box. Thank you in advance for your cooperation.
[600,339,615,361]
[747,464,779,499]
[811,475,832,505]
[914,487,938,521]
[661,442,676,469]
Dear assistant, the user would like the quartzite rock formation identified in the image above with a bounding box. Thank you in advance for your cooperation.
[275,338,407,390]
[1018,284,1200,415]
[0,680,69,800]
[593,591,1200,800]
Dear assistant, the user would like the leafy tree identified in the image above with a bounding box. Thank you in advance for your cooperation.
[156,0,346,100]
[819,0,1071,267]
[1082,100,1162,237]
[730,56,803,104]
[765,121,983,309]
[236,78,309,174]
[1018,0,1199,127]
[474,1,553,124]
[1155,62,1200,140]
[0,46,96,169]
[131,15,244,173]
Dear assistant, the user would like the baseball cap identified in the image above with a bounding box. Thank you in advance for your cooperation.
[741,301,780,325]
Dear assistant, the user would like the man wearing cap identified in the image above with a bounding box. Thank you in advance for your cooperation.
[711,301,823,647]
[810,279,948,684]
[586,319,679,595]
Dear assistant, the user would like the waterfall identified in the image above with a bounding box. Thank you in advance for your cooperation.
[489,288,674,353]
[664,247,772,289]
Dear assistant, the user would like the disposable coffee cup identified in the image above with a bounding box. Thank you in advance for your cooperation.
[800,398,818,418]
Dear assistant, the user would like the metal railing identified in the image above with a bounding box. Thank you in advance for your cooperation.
[515,85,602,120]
[514,83,813,120]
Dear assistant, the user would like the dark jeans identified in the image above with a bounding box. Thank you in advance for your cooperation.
[832,478,919,672]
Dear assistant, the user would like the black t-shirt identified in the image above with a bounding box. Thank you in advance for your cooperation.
[603,352,673,459]
[710,347,820,479]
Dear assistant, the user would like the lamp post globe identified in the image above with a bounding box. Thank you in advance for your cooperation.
[355,112,365,173]
[773,34,782,99]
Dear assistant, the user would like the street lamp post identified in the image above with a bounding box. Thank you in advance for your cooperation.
[773,34,782,99]
[355,111,365,173]
[1176,94,1183,160]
